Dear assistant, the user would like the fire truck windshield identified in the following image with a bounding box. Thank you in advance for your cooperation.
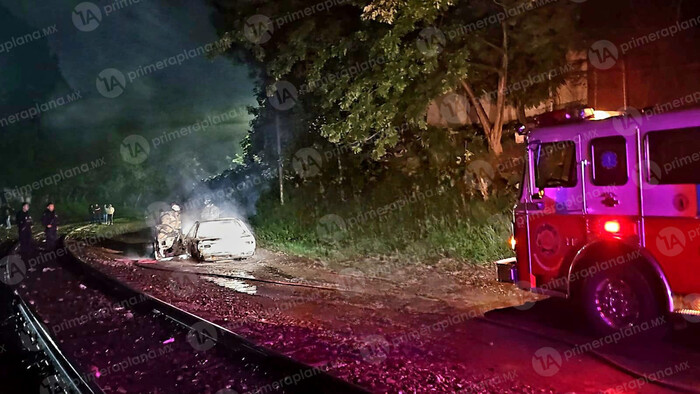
[534,141,577,189]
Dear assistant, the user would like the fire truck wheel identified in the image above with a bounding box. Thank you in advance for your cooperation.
[581,265,665,337]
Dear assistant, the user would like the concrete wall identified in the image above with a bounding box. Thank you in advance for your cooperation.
[427,51,588,128]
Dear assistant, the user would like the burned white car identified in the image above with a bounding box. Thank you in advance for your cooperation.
[183,218,256,261]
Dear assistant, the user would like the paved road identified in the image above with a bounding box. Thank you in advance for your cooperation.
[484,298,700,392]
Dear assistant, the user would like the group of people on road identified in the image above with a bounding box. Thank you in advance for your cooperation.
[11,201,116,256]
[89,203,115,225]
[15,202,59,257]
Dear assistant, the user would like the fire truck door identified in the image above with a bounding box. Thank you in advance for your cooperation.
[641,126,700,295]
[526,138,587,291]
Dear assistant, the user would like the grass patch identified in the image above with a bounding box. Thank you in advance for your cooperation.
[251,194,514,265]
[66,218,148,240]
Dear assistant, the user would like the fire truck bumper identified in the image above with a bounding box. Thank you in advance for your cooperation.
[494,257,517,283]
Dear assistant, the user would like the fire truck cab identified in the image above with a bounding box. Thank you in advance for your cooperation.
[498,107,700,334]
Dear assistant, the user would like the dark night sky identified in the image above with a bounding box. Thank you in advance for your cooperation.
[0,0,256,184]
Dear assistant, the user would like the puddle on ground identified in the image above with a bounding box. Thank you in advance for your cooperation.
[206,277,257,295]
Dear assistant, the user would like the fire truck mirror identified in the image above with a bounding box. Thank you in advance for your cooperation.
[527,142,540,200]
[531,188,544,200]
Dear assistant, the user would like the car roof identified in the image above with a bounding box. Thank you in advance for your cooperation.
[198,218,244,223]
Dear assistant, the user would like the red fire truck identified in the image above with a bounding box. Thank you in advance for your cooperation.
[497,106,700,334]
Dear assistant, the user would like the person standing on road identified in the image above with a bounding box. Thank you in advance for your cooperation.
[106,204,115,225]
[103,204,108,224]
[94,204,101,225]
[16,203,32,256]
[2,205,11,229]
[42,202,58,250]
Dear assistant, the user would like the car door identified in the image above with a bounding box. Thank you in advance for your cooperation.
[186,222,199,257]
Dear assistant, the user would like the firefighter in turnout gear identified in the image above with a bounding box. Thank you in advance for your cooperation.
[154,203,184,259]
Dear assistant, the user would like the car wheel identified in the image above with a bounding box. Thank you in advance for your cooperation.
[581,264,666,337]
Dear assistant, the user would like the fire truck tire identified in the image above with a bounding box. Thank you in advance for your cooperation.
[581,264,666,337]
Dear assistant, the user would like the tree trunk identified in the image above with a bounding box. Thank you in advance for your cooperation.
[461,80,492,136]
[459,18,510,157]
[461,78,505,156]
[516,99,527,125]
[489,21,509,157]
[460,21,508,158]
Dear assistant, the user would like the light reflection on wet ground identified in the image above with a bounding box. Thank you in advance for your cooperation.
[206,276,258,295]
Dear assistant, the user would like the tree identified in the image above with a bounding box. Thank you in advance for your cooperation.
[211,0,580,157]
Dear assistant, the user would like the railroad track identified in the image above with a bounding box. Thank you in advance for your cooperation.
[1,239,366,393]
[0,282,101,393]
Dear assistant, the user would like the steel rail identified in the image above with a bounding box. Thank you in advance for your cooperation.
[59,237,366,394]
[1,241,103,394]
[15,295,103,394]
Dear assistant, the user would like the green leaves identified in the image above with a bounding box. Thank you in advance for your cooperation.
[212,0,578,157]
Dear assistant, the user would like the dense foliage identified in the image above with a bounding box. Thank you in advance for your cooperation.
[205,0,582,262]
[213,0,579,156]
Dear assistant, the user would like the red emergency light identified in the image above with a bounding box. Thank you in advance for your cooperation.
[603,220,621,234]
[594,217,636,239]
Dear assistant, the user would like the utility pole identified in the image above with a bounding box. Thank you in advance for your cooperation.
[592,67,598,109]
[622,55,628,109]
[276,114,284,205]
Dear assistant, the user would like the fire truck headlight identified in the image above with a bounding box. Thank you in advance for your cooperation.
[509,236,516,250]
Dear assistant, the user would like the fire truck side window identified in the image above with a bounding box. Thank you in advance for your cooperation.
[535,141,577,189]
[647,127,700,184]
[591,136,628,186]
